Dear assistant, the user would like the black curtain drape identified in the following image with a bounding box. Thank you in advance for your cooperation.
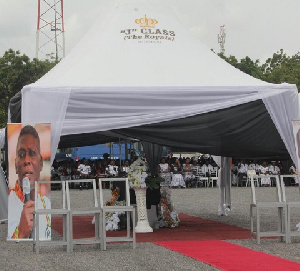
[9,91,22,123]
[141,141,163,177]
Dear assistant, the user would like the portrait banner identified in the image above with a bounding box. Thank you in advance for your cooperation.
[7,123,51,241]
[292,120,300,172]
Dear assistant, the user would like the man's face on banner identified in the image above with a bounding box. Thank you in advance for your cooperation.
[15,134,43,188]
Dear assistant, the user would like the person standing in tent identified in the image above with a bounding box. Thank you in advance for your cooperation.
[182,157,194,188]
[121,159,130,174]
[106,159,119,177]
[8,125,50,240]
[268,161,280,186]
[158,157,172,187]
[77,158,92,189]
[289,163,299,186]
[259,161,271,187]
[170,158,186,188]
[237,160,248,186]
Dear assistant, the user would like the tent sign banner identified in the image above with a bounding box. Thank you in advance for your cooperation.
[292,120,300,171]
[121,15,176,43]
[7,123,51,241]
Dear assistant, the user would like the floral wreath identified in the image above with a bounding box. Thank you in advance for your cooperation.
[127,158,148,188]
[105,188,120,206]
[158,188,179,228]
[104,188,126,231]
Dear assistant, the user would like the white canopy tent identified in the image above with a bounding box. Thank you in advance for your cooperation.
[10,0,298,164]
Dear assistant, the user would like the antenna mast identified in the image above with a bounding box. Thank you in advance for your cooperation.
[36,0,65,61]
[218,25,226,54]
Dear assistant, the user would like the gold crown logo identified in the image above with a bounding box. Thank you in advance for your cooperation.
[135,15,158,28]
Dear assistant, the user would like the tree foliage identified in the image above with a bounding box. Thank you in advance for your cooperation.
[218,49,300,91]
[262,49,300,88]
[0,49,57,128]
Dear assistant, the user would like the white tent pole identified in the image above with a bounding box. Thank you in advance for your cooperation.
[218,185,225,216]
[218,157,231,216]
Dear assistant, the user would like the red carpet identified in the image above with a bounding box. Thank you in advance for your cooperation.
[154,240,300,271]
[51,213,250,241]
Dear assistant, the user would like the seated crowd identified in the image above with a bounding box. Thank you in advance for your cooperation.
[51,155,220,189]
[232,160,299,187]
[51,157,133,189]
[157,156,219,188]
[50,156,299,189]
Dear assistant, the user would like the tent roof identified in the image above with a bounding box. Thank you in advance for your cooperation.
[35,0,270,88]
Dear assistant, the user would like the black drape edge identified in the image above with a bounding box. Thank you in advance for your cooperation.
[9,91,22,123]
[58,100,291,160]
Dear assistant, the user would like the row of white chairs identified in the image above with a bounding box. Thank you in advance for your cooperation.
[33,178,136,253]
[193,167,219,187]
[250,174,300,244]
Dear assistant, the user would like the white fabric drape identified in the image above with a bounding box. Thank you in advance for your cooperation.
[21,84,299,164]
[21,86,71,162]
[212,156,221,167]
[262,85,300,165]
[60,85,296,135]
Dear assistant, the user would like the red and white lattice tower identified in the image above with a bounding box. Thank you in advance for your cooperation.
[217,25,226,54]
[36,0,65,60]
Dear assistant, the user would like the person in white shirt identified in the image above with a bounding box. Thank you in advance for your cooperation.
[158,157,172,187]
[121,160,130,174]
[248,161,256,170]
[269,161,280,175]
[77,158,92,189]
[237,160,248,186]
[260,161,271,186]
[290,163,299,186]
[255,162,261,175]
[269,161,280,186]
[170,158,186,188]
[106,159,119,177]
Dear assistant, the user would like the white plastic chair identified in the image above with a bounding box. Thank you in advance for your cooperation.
[99,178,136,250]
[66,179,102,252]
[250,175,287,244]
[246,170,259,187]
[194,167,209,187]
[208,167,219,187]
[33,180,70,253]
[280,175,300,243]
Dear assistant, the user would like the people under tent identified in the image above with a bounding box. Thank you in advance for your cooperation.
[231,159,299,187]
[50,155,299,189]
